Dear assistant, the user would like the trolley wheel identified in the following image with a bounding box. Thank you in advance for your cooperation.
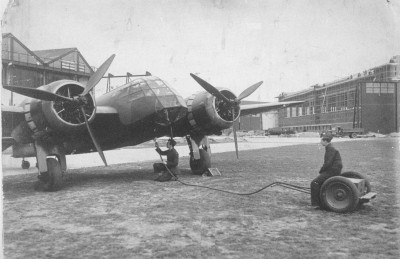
[320,176,359,213]
[190,149,211,175]
[37,158,63,192]
[21,160,30,169]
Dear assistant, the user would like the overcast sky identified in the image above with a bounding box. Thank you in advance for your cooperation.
[2,0,400,101]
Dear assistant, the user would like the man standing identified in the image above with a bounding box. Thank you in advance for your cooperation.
[311,134,343,207]
[153,139,179,182]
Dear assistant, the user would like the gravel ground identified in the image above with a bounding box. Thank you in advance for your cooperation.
[2,137,399,258]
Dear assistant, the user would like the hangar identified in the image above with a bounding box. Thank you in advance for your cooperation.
[276,56,400,134]
[233,101,278,132]
[1,33,94,106]
[236,56,400,134]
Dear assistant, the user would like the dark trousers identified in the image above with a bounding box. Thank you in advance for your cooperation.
[310,169,341,206]
[153,163,167,174]
[153,163,178,175]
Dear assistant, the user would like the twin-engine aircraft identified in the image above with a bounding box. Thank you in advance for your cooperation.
[2,54,302,191]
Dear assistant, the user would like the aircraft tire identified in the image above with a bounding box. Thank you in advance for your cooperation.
[37,158,63,192]
[190,149,211,175]
[320,176,359,213]
[21,160,30,169]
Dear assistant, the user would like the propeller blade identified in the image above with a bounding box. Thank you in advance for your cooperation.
[81,54,116,96]
[3,85,73,102]
[232,107,239,159]
[80,107,108,166]
[237,81,263,101]
[190,73,231,103]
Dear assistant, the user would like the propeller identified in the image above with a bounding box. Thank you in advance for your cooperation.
[237,81,264,101]
[81,54,115,96]
[232,107,239,159]
[3,54,116,166]
[80,107,107,166]
[190,73,231,103]
[3,84,73,102]
[190,73,263,159]
[190,73,263,105]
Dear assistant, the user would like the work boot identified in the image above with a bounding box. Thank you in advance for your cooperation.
[155,171,172,182]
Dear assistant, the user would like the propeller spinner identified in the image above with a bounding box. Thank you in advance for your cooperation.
[3,54,116,166]
[190,73,263,159]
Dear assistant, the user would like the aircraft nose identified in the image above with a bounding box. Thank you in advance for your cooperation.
[155,106,187,125]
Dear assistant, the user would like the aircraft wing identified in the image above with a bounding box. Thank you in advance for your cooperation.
[96,106,118,114]
[90,106,119,125]
[1,105,26,150]
[1,105,25,114]
[240,101,304,116]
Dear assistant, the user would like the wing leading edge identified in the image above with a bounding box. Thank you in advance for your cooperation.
[240,101,304,116]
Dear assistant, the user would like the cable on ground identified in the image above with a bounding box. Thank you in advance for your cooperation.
[162,164,311,196]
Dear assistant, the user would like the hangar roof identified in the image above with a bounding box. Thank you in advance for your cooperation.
[2,33,94,74]
[33,48,77,60]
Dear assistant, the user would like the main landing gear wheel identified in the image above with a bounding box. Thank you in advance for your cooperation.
[190,149,211,175]
[320,176,359,213]
[37,158,63,192]
[341,171,371,205]
[21,160,30,169]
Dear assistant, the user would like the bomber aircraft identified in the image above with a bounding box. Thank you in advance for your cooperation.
[2,54,303,191]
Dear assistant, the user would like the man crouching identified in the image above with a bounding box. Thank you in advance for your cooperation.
[153,138,179,182]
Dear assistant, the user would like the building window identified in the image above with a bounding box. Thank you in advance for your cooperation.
[387,83,395,93]
[327,95,336,113]
[366,83,380,94]
[291,107,297,117]
[347,91,355,109]
[366,82,394,94]
[337,93,346,111]
[381,83,388,93]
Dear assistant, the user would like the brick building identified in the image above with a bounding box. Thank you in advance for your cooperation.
[277,56,400,134]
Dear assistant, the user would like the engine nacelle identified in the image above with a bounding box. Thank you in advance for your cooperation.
[12,80,96,143]
[186,89,240,136]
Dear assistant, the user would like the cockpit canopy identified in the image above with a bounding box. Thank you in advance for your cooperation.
[98,76,187,125]
[119,76,186,108]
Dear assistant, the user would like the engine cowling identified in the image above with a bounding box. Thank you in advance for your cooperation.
[14,80,96,142]
[186,89,240,136]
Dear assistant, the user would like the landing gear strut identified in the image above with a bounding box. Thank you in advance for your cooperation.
[34,140,66,191]
[37,158,63,191]
[186,135,211,175]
